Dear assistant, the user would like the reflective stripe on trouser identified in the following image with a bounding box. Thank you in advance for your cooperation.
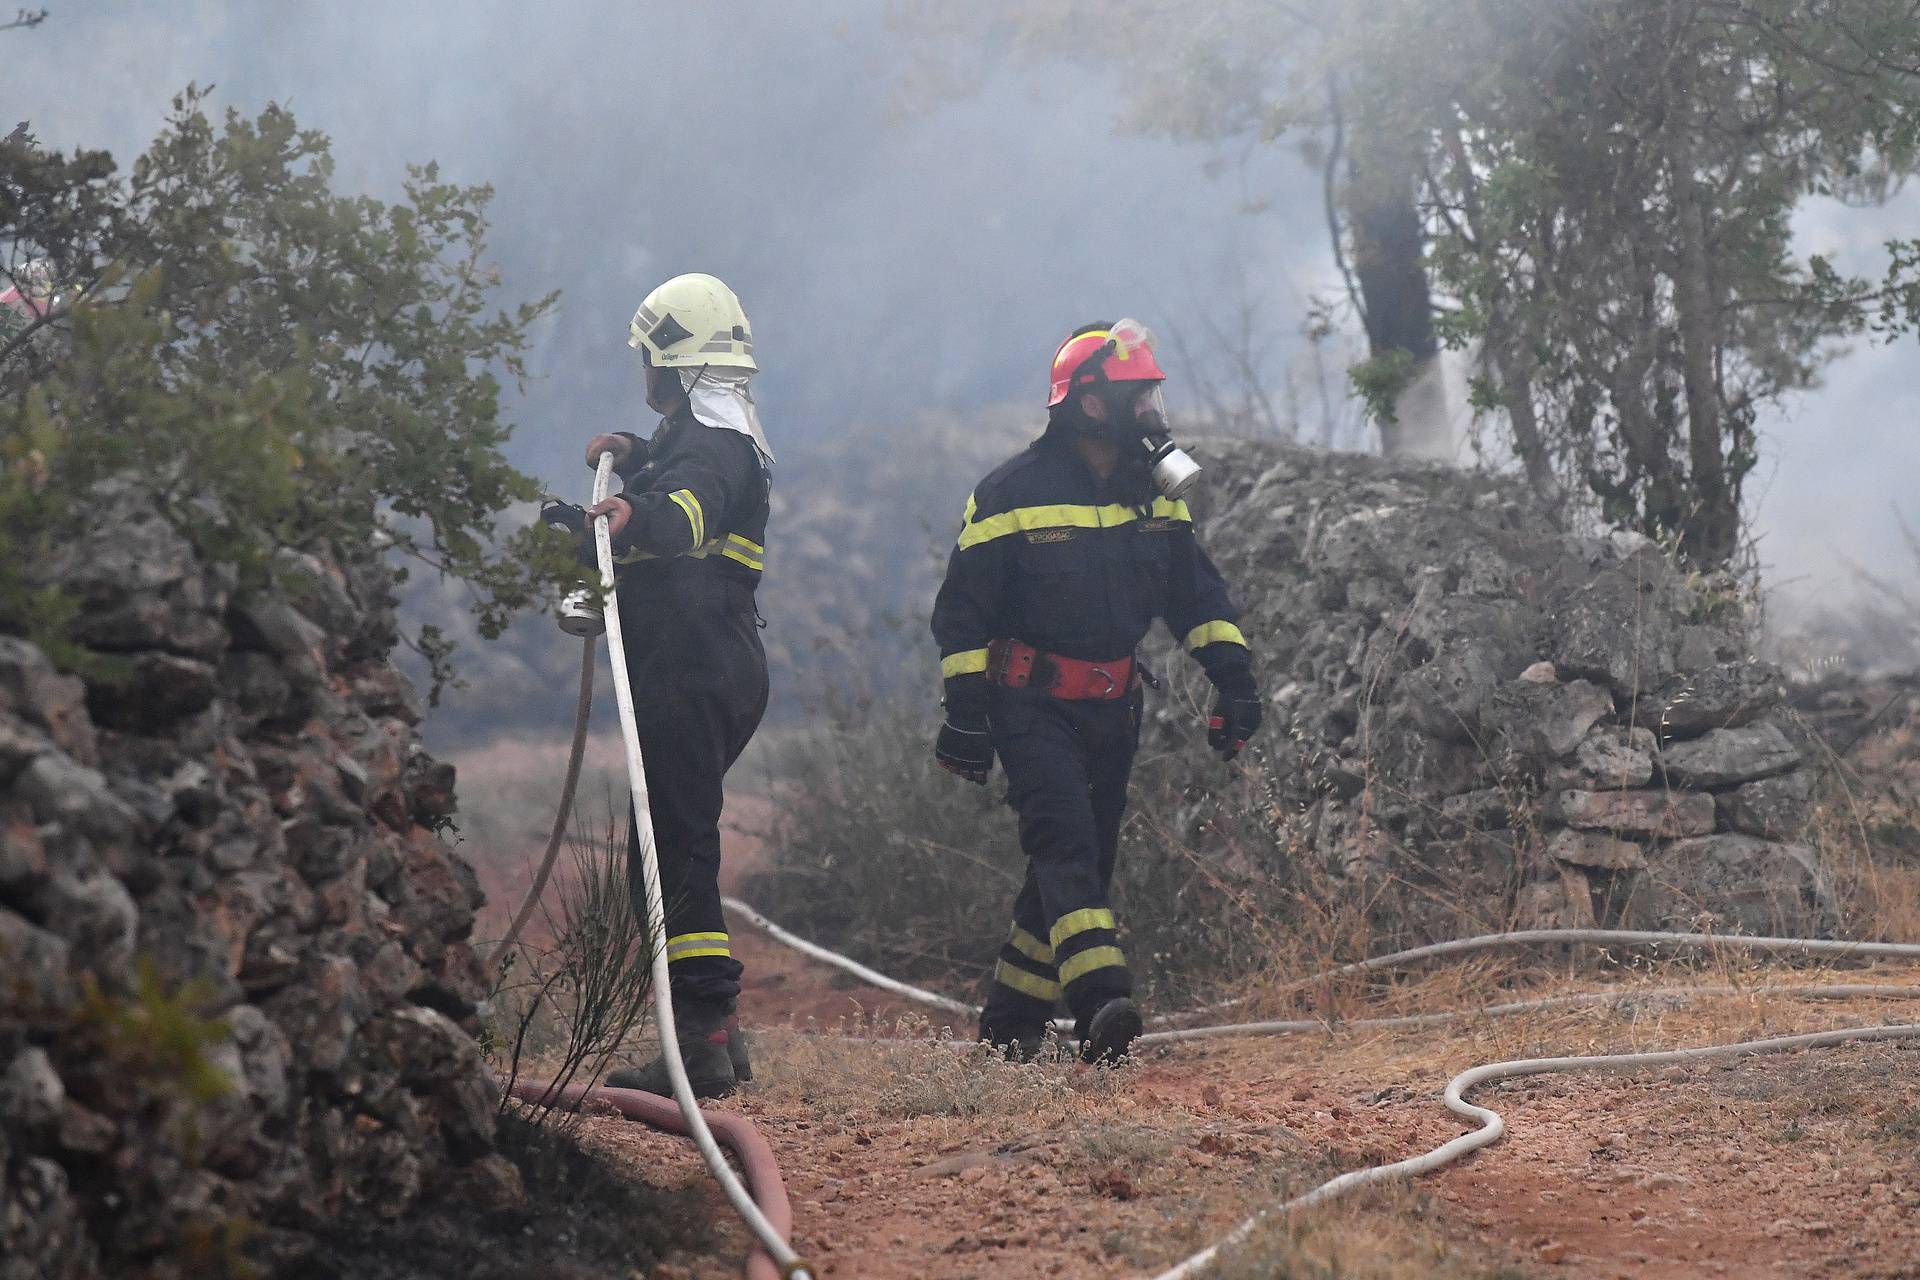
[620,579,769,1017]
[978,685,1138,1037]
[989,924,1060,1008]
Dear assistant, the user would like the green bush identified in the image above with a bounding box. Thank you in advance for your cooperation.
[0,88,572,685]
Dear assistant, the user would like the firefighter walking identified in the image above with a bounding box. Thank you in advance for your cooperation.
[566,272,773,1098]
[930,319,1262,1064]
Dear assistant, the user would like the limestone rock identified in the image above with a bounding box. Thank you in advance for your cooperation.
[54,1102,115,1156]
[1718,772,1814,841]
[1545,725,1657,790]
[0,638,96,765]
[1516,863,1596,929]
[230,593,328,664]
[1649,836,1835,935]
[1551,560,1677,692]
[1546,828,1646,871]
[0,908,76,1021]
[1636,661,1783,738]
[33,870,138,972]
[0,1049,64,1129]
[1484,678,1615,762]
[443,1153,526,1212]
[1134,439,1818,947]
[85,653,221,733]
[1658,722,1799,788]
[14,753,141,857]
[1399,646,1500,741]
[220,651,298,728]
[1440,787,1518,832]
[1549,788,1715,838]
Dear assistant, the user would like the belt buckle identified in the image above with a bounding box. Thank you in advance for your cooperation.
[1086,665,1116,698]
[990,637,1021,687]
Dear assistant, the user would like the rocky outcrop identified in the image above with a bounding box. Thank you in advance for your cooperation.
[1159,440,1833,942]
[1,506,491,1278]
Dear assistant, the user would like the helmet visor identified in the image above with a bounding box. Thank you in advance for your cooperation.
[1109,317,1156,363]
[1134,383,1169,433]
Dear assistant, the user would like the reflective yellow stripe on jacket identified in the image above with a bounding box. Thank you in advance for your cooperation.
[941,648,988,678]
[956,497,1192,550]
[666,489,705,550]
[1184,620,1248,651]
[614,531,764,570]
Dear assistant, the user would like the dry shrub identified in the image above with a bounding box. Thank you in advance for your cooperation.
[1799,687,1920,943]
[1071,1120,1177,1172]
[488,806,659,1129]
[748,1013,1119,1122]
[1207,1192,1530,1280]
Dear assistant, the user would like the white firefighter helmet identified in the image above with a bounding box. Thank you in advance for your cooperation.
[628,272,756,371]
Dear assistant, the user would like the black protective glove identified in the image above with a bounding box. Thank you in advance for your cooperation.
[539,499,599,570]
[934,673,993,784]
[1197,645,1261,761]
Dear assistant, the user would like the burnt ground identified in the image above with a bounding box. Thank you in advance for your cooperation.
[278,1113,716,1280]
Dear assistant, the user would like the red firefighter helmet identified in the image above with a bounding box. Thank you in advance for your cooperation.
[1046,317,1166,407]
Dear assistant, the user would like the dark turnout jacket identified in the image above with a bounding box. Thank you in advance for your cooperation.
[607,411,770,699]
[610,411,769,592]
[931,435,1248,683]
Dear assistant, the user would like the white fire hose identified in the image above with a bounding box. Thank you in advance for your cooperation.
[588,453,814,1280]
[1149,1020,1920,1279]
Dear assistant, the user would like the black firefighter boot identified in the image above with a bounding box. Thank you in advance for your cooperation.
[1078,996,1143,1065]
[606,1005,739,1100]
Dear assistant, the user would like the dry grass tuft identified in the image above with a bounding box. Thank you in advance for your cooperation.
[1208,1190,1532,1280]
[748,1013,1123,1123]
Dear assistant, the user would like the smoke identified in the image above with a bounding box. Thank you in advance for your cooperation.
[13,2,1920,733]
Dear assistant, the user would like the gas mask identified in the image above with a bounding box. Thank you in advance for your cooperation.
[1140,427,1202,501]
[1074,318,1203,501]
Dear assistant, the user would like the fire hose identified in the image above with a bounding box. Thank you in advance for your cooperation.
[1147,1021,1920,1279]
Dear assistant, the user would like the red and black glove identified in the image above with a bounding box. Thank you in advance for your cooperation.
[1198,647,1261,761]
[934,674,993,784]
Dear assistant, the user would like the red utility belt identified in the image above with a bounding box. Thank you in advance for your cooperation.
[987,639,1136,701]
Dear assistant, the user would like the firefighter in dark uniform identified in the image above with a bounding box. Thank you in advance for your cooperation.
[566,273,772,1098]
[930,319,1262,1064]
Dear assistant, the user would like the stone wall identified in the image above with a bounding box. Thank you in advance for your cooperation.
[0,503,503,1278]
[1171,439,1831,941]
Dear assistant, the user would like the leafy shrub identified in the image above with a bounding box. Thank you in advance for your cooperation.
[0,89,572,685]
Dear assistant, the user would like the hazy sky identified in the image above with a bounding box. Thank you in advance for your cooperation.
[14,1,1916,610]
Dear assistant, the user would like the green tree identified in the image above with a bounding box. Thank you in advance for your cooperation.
[1393,0,1920,564]
[905,0,1920,565]
[0,89,570,682]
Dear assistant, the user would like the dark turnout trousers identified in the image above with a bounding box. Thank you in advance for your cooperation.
[978,683,1140,1041]
[619,573,769,1018]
